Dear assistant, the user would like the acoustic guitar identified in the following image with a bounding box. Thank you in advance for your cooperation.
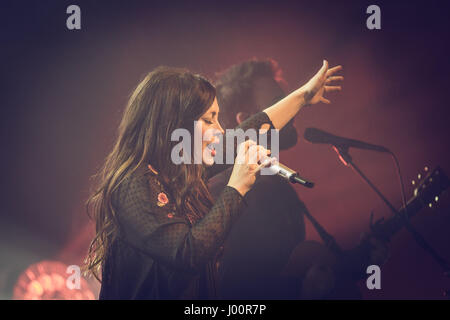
[282,166,450,298]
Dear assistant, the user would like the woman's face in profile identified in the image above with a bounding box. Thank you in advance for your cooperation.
[194,98,224,166]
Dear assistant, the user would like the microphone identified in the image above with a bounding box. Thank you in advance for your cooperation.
[263,160,315,188]
[304,127,390,153]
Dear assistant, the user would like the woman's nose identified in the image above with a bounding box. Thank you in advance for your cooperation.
[216,122,225,135]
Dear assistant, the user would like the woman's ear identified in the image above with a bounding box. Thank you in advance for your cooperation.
[236,112,249,125]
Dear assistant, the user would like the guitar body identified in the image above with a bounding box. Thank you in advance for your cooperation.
[282,240,362,299]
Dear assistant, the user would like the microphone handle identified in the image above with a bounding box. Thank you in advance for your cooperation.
[263,162,315,188]
[277,163,315,188]
[290,174,315,188]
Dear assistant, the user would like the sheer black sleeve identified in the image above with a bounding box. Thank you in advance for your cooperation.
[113,168,247,274]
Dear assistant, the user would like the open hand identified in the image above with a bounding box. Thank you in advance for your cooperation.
[300,60,343,106]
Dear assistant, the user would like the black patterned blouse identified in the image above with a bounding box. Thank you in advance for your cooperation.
[99,112,274,299]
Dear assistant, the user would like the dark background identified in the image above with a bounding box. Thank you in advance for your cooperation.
[1,0,449,299]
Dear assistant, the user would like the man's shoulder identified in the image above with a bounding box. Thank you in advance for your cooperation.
[249,174,306,205]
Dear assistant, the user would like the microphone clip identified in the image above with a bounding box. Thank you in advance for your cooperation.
[332,145,352,167]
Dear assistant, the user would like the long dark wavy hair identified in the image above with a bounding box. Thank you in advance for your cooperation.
[84,66,216,281]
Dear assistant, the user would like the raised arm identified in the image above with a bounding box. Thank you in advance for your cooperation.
[264,60,343,130]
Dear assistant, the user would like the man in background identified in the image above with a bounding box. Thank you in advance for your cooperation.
[209,59,307,299]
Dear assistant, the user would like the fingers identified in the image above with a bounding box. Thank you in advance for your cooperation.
[326,65,343,77]
[237,139,256,156]
[315,59,329,80]
[256,156,277,172]
[321,59,329,74]
[320,66,343,104]
[324,85,342,93]
[320,97,331,104]
[325,76,344,84]
[236,140,272,168]
[247,145,270,165]
[236,140,256,164]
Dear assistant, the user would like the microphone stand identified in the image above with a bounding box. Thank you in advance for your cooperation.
[332,145,450,283]
[302,206,343,255]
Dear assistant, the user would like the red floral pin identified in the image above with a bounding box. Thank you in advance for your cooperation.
[157,192,169,207]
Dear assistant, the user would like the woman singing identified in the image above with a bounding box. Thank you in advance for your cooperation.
[85,60,343,299]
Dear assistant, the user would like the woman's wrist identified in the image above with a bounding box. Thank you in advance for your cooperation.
[293,86,310,108]
[226,183,249,197]
[263,88,306,130]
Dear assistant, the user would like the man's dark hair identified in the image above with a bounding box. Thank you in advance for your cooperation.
[214,58,285,129]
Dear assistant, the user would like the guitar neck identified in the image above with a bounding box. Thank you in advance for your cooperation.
[373,194,427,240]
[372,166,450,239]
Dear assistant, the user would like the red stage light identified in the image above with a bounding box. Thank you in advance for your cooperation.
[13,260,96,300]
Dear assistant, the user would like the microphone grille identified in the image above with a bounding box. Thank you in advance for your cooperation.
[304,127,325,143]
